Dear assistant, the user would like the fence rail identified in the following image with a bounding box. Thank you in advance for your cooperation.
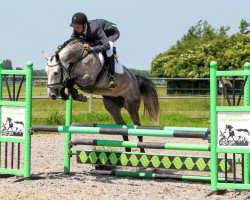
[2,76,245,98]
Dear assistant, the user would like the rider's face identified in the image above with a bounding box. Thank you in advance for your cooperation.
[74,24,85,33]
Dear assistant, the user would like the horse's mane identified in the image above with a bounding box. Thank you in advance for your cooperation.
[56,38,79,54]
[52,38,95,63]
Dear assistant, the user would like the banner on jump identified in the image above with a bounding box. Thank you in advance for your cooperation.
[1,106,25,138]
[218,112,250,148]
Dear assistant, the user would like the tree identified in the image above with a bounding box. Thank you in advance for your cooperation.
[151,20,250,78]
[33,69,46,76]
[3,59,13,69]
[239,19,250,34]
[129,68,151,78]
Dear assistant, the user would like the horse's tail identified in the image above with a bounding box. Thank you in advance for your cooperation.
[136,75,160,123]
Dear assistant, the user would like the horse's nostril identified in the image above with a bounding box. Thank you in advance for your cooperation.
[50,94,56,100]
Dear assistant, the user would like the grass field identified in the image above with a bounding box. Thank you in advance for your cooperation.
[32,98,210,127]
[2,85,210,128]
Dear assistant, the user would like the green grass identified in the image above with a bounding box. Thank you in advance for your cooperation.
[156,87,167,97]
[32,98,210,128]
[2,85,47,97]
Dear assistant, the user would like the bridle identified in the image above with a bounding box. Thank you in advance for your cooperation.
[46,50,89,89]
[46,55,70,89]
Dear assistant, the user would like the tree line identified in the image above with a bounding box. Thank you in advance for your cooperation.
[1,59,47,76]
[151,19,250,78]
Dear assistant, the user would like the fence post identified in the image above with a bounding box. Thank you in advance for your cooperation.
[244,62,250,184]
[0,61,2,169]
[89,94,93,113]
[24,61,33,177]
[210,61,218,191]
[64,97,72,173]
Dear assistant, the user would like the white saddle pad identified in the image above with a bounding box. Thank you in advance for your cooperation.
[98,53,124,74]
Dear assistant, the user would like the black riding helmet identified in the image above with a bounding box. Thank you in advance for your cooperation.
[70,12,88,27]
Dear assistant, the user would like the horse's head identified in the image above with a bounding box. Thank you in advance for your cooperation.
[43,39,85,100]
[45,53,62,99]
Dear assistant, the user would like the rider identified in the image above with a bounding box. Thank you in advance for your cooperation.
[70,12,120,88]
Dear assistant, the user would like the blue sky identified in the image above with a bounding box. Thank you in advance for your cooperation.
[0,0,250,70]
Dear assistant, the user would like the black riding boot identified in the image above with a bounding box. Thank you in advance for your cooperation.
[108,55,117,88]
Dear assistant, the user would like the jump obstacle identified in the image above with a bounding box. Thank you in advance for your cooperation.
[0,60,250,191]
[0,61,32,177]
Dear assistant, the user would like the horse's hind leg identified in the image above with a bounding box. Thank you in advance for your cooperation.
[125,99,145,153]
[102,96,131,152]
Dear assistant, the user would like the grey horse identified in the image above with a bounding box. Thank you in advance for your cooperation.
[44,39,160,152]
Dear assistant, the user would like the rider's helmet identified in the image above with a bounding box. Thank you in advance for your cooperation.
[70,12,88,27]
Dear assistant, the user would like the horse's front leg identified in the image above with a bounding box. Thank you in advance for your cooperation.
[66,78,87,102]
[59,86,69,100]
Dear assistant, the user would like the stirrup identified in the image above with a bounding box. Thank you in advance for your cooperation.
[109,75,117,88]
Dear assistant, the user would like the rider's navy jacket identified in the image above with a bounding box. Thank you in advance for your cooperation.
[70,19,120,53]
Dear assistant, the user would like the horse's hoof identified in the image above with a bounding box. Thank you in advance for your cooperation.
[77,94,87,102]
[61,94,69,101]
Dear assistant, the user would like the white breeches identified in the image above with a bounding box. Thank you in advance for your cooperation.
[106,41,114,57]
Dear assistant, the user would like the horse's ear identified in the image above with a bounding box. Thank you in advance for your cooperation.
[42,51,50,61]
[55,53,60,61]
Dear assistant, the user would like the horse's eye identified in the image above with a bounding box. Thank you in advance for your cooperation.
[54,72,59,75]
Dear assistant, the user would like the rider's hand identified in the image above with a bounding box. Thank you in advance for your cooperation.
[83,44,92,52]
